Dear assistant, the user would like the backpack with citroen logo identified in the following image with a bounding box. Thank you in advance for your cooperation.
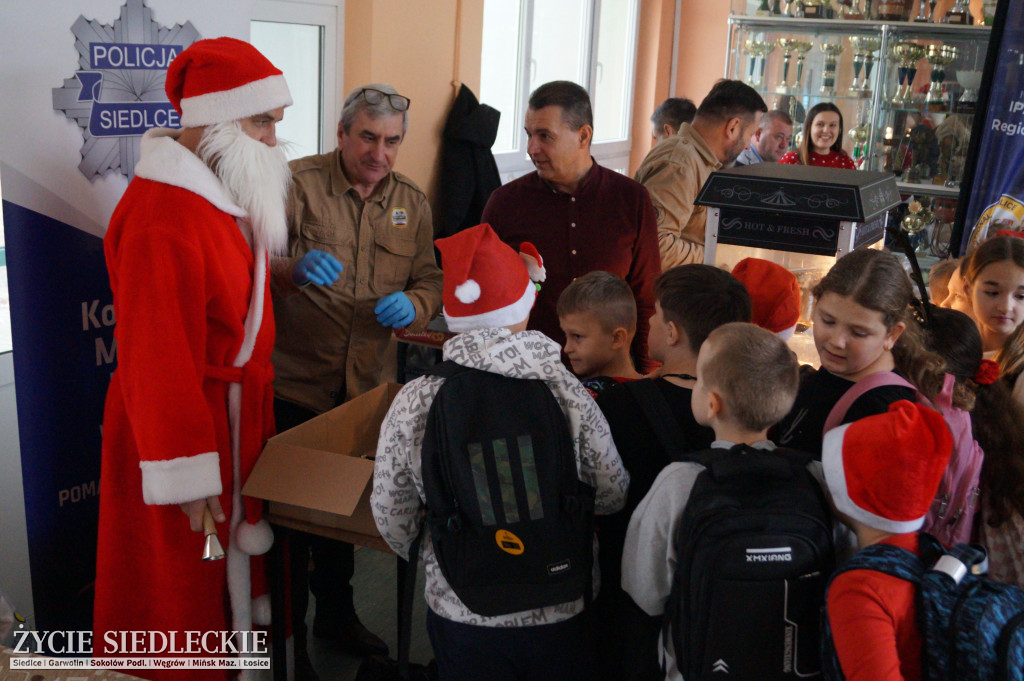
[664,445,835,680]
[420,360,595,616]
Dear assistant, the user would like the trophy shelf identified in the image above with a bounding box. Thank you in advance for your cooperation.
[725,11,990,234]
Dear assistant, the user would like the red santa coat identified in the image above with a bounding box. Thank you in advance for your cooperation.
[94,129,276,680]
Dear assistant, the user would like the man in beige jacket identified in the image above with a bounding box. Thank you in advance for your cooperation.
[270,83,442,668]
[634,80,766,269]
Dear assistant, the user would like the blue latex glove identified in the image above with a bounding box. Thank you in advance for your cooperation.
[292,250,343,286]
[375,292,416,328]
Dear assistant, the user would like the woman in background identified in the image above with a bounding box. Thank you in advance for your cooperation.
[779,102,855,169]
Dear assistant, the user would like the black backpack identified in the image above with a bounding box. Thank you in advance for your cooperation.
[420,361,596,617]
[665,446,835,680]
[822,533,1024,681]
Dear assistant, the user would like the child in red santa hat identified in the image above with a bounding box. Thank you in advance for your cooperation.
[371,223,627,681]
[822,400,953,681]
[731,257,802,340]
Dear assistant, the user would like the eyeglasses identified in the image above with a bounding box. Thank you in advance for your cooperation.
[360,88,411,112]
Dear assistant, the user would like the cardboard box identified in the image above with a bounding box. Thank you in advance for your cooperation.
[242,383,402,543]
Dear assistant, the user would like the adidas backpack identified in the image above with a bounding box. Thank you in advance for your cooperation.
[822,533,1024,681]
[420,361,596,617]
[665,446,836,680]
[824,372,983,546]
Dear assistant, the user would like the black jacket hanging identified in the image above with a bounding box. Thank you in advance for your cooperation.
[437,84,501,239]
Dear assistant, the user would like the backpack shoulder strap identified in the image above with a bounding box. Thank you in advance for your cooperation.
[931,373,956,411]
[823,371,915,435]
[625,379,688,459]
[828,540,925,588]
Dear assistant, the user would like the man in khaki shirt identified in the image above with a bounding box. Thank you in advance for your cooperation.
[270,83,443,665]
[634,80,766,270]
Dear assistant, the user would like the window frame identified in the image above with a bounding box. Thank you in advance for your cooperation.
[250,0,344,156]
[488,0,641,182]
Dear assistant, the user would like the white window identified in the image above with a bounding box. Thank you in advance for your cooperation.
[250,0,343,161]
[480,0,640,182]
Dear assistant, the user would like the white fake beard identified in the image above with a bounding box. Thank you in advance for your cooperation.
[197,121,291,255]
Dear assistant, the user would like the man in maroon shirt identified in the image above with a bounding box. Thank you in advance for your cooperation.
[481,80,661,371]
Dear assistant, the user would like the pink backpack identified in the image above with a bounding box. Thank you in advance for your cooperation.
[823,371,983,546]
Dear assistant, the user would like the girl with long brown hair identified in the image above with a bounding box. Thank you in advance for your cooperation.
[774,248,946,456]
[963,235,1024,404]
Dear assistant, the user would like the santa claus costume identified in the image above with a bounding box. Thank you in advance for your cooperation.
[94,38,291,679]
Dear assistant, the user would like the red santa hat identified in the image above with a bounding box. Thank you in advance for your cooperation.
[435,224,545,332]
[822,400,953,534]
[165,37,293,128]
[732,258,801,340]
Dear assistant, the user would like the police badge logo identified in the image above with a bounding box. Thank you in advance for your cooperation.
[51,0,200,181]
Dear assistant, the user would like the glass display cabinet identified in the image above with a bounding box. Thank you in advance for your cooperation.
[723,1,991,259]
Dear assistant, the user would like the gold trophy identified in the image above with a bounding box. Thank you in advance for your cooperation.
[820,41,845,96]
[891,42,927,107]
[775,38,799,94]
[925,44,957,111]
[793,40,814,93]
[745,39,775,87]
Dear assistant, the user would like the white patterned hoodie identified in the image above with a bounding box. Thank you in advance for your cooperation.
[372,327,628,626]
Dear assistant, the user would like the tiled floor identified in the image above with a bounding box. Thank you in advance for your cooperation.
[299,546,433,681]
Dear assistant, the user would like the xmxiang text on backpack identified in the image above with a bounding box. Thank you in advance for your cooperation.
[822,533,1024,681]
[665,446,836,680]
[421,361,595,617]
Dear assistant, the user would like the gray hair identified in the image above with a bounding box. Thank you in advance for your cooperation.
[339,82,408,135]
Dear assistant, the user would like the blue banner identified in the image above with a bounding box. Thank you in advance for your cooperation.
[961,0,1024,251]
[3,200,114,633]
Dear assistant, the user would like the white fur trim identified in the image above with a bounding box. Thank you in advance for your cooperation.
[526,262,547,283]
[236,518,274,556]
[776,325,797,341]
[140,451,222,505]
[822,425,925,534]
[455,279,481,304]
[225,246,270,635]
[135,129,245,218]
[180,74,293,128]
[251,595,272,626]
[445,281,535,332]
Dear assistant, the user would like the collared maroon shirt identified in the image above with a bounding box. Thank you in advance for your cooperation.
[482,161,661,371]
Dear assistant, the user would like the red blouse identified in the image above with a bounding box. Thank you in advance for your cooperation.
[779,150,856,169]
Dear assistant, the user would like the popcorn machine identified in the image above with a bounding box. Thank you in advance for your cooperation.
[697,163,902,363]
